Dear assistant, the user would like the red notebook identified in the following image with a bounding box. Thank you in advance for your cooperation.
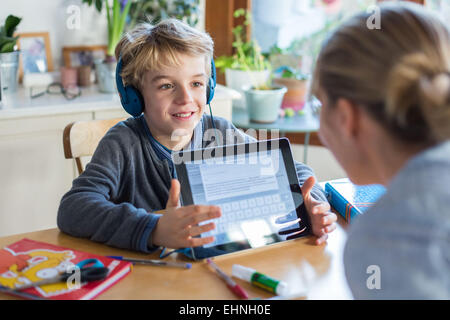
[0,238,132,300]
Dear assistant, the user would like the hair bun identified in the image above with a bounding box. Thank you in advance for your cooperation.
[419,71,450,141]
[420,72,450,107]
[386,53,435,139]
[387,53,450,142]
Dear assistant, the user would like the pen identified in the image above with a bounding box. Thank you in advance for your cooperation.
[232,264,289,295]
[107,256,192,269]
[206,258,249,299]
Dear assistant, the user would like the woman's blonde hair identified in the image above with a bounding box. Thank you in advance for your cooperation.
[312,2,450,143]
[115,18,214,90]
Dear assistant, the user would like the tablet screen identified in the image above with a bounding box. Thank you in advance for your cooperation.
[173,138,311,259]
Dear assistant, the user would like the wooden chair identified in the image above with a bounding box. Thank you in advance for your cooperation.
[63,117,126,175]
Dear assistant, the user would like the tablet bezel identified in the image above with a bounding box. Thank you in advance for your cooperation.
[172,138,311,260]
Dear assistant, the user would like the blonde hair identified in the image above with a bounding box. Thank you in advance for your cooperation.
[115,18,214,90]
[312,2,450,143]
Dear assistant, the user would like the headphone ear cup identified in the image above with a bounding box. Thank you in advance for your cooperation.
[206,59,217,105]
[116,57,144,117]
[124,85,145,117]
[206,77,215,105]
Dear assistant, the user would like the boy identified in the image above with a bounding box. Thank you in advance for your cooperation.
[57,19,336,253]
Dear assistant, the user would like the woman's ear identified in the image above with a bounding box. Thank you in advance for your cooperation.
[334,98,361,141]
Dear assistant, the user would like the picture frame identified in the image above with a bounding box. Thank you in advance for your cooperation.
[16,32,54,82]
[62,45,107,68]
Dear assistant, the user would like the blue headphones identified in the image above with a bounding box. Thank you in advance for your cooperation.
[115,57,217,117]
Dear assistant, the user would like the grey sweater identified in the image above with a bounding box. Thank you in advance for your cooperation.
[344,141,450,299]
[57,114,326,253]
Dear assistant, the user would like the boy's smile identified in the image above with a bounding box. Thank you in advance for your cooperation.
[140,54,208,150]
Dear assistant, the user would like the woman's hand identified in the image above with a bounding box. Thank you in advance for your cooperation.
[152,179,221,248]
[301,176,337,245]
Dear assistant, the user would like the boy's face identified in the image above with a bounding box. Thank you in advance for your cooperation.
[140,54,208,144]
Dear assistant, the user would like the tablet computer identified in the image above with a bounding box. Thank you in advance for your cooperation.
[172,138,311,260]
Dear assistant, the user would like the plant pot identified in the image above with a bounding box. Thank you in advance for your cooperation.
[95,59,117,93]
[270,53,302,72]
[225,68,271,109]
[244,85,287,123]
[0,51,20,93]
[273,77,308,111]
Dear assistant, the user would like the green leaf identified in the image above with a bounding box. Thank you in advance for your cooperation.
[234,8,245,18]
[116,0,132,49]
[0,41,15,53]
[107,0,132,56]
[105,0,113,51]
[0,38,8,49]
[281,67,296,78]
[0,35,17,48]
[108,0,121,56]
[4,15,21,37]
[269,45,283,55]
[112,0,120,33]
[95,0,103,12]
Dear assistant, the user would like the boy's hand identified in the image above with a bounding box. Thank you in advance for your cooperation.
[152,179,221,248]
[301,176,337,245]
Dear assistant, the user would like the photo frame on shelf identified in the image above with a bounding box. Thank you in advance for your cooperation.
[16,32,54,82]
[62,45,107,68]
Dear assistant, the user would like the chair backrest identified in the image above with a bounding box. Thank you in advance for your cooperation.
[63,117,126,175]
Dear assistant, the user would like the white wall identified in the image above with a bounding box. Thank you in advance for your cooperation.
[0,0,206,69]
[291,144,346,183]
[1,0,108,69]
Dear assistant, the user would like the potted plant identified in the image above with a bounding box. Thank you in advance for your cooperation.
[0,15,22,94]
[215,9,274,109]
[268,45,302,72]
[215,9,287,123]
[273,66,309,111]
[82,0,132,93]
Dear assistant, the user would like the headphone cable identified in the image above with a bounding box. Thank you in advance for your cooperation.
[208,102,221,147]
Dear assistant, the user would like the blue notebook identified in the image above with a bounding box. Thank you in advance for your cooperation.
[325,178,386,222]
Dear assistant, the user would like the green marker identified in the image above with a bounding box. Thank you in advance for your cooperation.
[297,110,306,116]
[232,264,289,295]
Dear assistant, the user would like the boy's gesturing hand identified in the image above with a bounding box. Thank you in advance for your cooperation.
[301,176,337,245]
[152,179,221,249]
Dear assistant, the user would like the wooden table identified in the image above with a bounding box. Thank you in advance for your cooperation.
[0,215,352,300]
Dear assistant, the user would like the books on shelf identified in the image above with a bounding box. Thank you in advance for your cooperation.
[0,238,132,300]
[325,178,386,223]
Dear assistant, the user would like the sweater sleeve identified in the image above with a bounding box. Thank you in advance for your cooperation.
[57,127,159,253]
[294,160,327,202]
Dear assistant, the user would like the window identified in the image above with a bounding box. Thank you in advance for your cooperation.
[252,0,376,74]
[426,0,450,23]
[251,0,450,75]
